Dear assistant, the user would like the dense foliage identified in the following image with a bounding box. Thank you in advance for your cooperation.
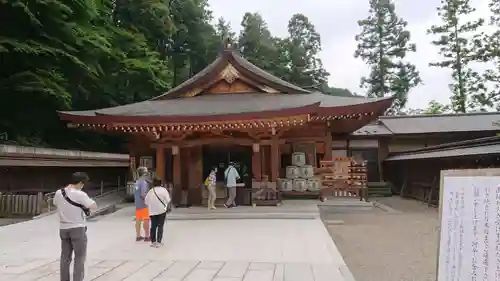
[0,1,352,150]
[354,0,421,114]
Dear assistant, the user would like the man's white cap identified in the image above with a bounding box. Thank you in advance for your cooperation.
[137,166,149,177]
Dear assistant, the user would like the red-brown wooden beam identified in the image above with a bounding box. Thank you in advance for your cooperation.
[270,137,280,182]
[155,146,165,182]
[324,134,332,161]
[252,144,262,181]
[172,146,182,205]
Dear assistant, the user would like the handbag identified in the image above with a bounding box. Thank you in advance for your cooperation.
[60,188,91,216]
[153,187,172,213]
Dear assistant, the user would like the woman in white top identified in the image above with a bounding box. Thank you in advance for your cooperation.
[145,178,171,248]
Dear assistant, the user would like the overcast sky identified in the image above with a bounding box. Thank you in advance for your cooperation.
[207,0,491,110]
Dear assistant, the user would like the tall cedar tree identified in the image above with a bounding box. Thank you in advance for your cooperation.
[215,17,236,46]
[354,0,421,114]
[0,1,358,149]
[286,14,329,90]
[427,0,483,113]
[471,0,500,110]
[238,13,281,74]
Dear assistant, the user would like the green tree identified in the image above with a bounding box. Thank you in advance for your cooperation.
[0,0,113,146]
[469,0,500,110]
[424,100,452,114]
[286,14,329,90]
[166,0,218,85]
[215,17,236,45]
[354,0,421,113]
[427,0,484,113]
[238,12,280,74]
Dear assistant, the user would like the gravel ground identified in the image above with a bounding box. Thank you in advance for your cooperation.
[322,197,439,281]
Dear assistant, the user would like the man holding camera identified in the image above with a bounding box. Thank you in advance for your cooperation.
[53,172,97,281]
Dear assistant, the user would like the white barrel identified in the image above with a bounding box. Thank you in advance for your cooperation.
[292,152,306,166]
[307,178,321,191]
[300,165,314,178]
[278,179,293,191]
[293,179,307,191]
[286,165,300,179]
[126,181,135,196]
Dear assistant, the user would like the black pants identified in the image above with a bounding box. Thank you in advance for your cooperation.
[149,212,167,243]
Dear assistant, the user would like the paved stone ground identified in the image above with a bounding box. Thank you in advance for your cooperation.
[323,196,439,281]
[0,202,352,281]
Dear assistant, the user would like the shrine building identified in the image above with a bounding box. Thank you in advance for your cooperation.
[59,46,393,206]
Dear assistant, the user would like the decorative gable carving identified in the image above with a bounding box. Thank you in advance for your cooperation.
[220,64,240,83]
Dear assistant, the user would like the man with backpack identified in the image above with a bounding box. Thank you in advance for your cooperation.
[224,162,240,208]
[53,172,97,281]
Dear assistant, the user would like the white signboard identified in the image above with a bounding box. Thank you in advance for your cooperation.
[438,169,500,281]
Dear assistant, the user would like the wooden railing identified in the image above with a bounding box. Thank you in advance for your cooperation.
[0,192,44,217]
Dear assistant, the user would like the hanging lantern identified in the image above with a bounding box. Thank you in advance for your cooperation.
[252,143,260,153]
[172,146,179,155]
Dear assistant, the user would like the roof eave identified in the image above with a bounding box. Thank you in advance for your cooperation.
[59,102,321,124]
[318,96,394,116]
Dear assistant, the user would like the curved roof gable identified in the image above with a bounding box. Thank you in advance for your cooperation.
[152,46,311,100]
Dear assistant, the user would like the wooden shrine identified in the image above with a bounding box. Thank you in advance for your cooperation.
[59,44,393,206]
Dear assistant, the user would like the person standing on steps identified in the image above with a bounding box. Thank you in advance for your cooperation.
[134,166,151,242]
[224,162,240,208]
[145,178,171,248]
[205,167,218,210]
[54,172,97,281]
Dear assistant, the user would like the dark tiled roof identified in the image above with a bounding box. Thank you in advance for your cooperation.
[352,111,500,135]
[385,136,500,161]
[153,48,311,100]
[231,53,309,94]
[351,122,393,136]
[61,93,389,117]
[379,112,500,134]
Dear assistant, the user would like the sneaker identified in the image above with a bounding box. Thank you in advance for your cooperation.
[144,237,151,242]
[156,242,163,247]
[136,236,144,242]
[224,204,229,208]
[150,242,157,247]
[211,206,217,210]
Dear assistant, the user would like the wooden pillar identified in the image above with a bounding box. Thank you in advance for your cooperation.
[252,143,262,181]
[378,138,389,182]
[155,146,165,182]
[172,146,182,205]
[324,134,332,161]
[261,146,269,178]
[187,146,203,205]
[270,137,280,182]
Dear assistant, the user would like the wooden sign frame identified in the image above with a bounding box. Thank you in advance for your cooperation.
[437,168,500,280]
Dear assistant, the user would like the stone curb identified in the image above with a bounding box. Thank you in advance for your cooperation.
[372,201,403,214]
[166,214,319,221]
[339,264,357,281]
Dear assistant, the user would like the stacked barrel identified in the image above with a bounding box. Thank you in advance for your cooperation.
[280,152,321,193]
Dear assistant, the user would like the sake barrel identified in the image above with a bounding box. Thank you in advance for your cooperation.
[126,181,136,197]
[300,165,314,179]
[293,179,307,191]
[279,179,293,191]
[307,178,321,191]
[291,152,306,166]
[286,165,300,179]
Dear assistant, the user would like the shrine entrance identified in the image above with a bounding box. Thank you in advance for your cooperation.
[201,144,252,206]
[202,145,252,180]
